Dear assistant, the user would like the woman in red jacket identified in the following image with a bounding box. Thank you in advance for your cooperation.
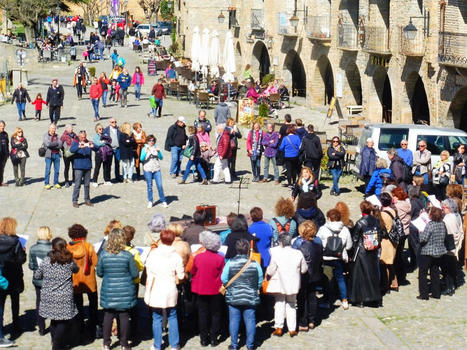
[191,231,225,347]
[89,77,103,121]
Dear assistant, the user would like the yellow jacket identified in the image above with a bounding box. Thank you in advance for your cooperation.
[125,246,144,284]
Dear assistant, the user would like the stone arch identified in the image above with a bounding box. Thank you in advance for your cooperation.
[404,71,430,125]
[283,50,307,97]
[448,86,467,132]
[235,42,243,77]
[251,41,270,82]
[369,67,392,123]
[344,61,362,105]
[312,55,334,105]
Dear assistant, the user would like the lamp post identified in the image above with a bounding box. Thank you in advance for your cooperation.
[56,5,60,41]
[218,11,226,24]
[167,1,173,10]
[403,9,430,41]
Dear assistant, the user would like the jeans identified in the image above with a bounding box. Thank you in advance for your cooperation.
[250,156,261,180]
[102,90,108,106]
[49,105,61,124]
[197,294,223,342]
[170,146,183,176]
[155,98,163,117]
[330,168,343,193]
[91,98,100,119]
[152,307,179,350]
[263,156,279,181]
[35,286,45,333]
[121,157,134,180]
[134,84,141,99]
[213,157,231,183]
[228,305,256,349]
[182,158,206,181]
[144,170,166,203]
[112,148,121,181]
[16,102,26,120]
[324,260,347,300]
[0,290,20,338]
[45,153,60,185]
[120,89,128,106]
[72,169,91,203]
[414,171,429,185]
[103,309,129,347]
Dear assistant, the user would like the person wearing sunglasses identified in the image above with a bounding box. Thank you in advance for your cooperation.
[327,137,345,196]
[397,140,412,167]
[412,140,431,185]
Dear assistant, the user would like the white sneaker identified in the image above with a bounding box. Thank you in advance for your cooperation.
[161,202,168,208]
[92,182,99,188]
[342,299,349,310]
[104,181,113,186]
[147,201,153,208]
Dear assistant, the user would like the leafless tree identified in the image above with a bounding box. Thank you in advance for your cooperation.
[138,0,162,22]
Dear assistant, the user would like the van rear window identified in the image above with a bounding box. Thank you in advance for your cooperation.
[378,128,409,150]
[446,136,467,153]
[416,135,444,155]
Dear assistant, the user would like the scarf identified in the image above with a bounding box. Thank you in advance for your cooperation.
[251,129,262,157]
[301,178,312,193]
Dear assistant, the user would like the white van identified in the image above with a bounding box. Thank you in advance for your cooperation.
[354,124,467,174]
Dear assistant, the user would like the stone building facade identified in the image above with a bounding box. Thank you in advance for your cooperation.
[175,0,467,131]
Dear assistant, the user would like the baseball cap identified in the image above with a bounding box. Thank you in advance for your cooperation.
[178,116,186,123]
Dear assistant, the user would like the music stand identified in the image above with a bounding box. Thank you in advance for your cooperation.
[230,176,250,214]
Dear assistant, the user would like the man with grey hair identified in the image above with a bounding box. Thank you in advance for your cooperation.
[387,148,407,190]
[359,137,376,189]
[412,140,432,185]
[261,122,280,183]
[212,124,232,184]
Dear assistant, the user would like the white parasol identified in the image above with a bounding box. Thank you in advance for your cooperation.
[209,29,220,78]
[191,26,200,73]
[222,30,236,83]
[199,28,210,77]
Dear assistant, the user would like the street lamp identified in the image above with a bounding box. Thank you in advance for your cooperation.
[403,9,430,40]
[289,14,299,28]
[218,11,225,24]
[167,1,173,9]
[56,5,61,40]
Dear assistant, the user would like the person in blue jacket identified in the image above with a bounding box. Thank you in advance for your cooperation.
[70,130,98,208]
[397,139,413,166]
[365,158,392,197]
[359,138,377,188]
[248,207,273,268]
[117,68,131,108]
[279,125,302,186]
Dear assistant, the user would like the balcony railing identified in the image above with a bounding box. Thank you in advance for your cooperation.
[251,9,264,31]
[400,27,425,56]
[277,13,298,36]
[438,31,467,68]
[307,15,331,40]
[337,23,358,50]
[363,26,391,54]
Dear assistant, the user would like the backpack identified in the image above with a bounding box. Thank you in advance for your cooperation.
[273,218,291,236]
[382,210,404,245]
[402,162,413,183]
[323,229,344,258]
[362,226,380,251]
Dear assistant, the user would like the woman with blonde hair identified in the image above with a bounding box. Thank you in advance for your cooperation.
[97,220,123,256]
[432,150,451,200]
[269,197,297,243]
[132,122,146,179]
[28,226,53,335]
[167,223,191,268]
[10,127,29,186]
[97,228,138,350]
[119,122,136,183]
[291,167,321,201]
[0,217,26,346]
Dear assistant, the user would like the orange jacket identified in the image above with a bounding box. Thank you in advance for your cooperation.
[67,239,98,293]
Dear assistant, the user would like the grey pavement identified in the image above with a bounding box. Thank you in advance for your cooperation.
[0,46,465,349]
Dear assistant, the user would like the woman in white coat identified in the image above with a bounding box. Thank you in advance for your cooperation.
[144,230,185,350]
[266,234,308,337]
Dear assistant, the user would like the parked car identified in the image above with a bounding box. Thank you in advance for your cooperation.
[136,23,151,37]
[354,123,467,174]
[153,22,172,35]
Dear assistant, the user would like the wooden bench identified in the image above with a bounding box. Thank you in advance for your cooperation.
[346,105,363,115]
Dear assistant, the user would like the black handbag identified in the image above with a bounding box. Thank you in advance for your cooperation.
[444,233,455,251]
[38,146,46,157]
[276,149,285,166]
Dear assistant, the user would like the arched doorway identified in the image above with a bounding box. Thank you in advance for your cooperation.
[251,41,270,82]
[449,86,467,132]
[283,50,307,97]
[235,42,242,77]
[344,61,362,105]
[371,67,392,123]
[405,72,430,124]
[312,55,334,105]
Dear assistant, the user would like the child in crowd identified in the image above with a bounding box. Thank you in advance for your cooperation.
[109,80,120,102]
[200,142,215,180]
[148,95,157,118]
[291,166,322,201]
[31,93,47,121]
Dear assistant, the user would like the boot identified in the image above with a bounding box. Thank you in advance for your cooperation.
[441,276,455,296]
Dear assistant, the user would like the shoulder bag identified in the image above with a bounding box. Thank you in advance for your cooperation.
[219,257,251,296]
[38,145,46,157]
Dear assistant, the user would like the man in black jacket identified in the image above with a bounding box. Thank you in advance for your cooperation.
[388,148,407,190]
[46,78,65,124]
[164,117,187,177]
[11,83,31,121]
[299,124,323,180]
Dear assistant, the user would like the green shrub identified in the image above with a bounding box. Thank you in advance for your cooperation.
[88,66,96,77]
[258,102,269,119]
[261,73,275,85]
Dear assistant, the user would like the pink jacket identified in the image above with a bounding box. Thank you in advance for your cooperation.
[131,72,144,85]
[247,87,260,103]
[191,250,225,295]
[196,132,211,147]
